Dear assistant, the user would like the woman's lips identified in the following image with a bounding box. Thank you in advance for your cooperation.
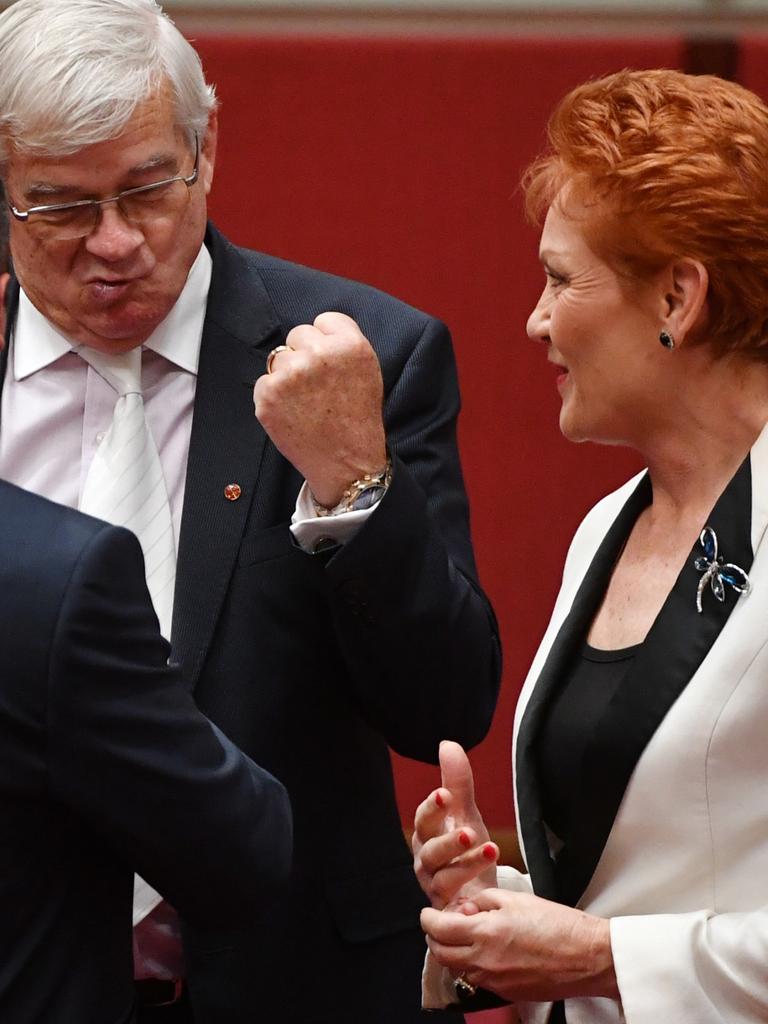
[555,367,569,390]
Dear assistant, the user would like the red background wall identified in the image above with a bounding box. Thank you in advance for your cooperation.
[198,33,690,830]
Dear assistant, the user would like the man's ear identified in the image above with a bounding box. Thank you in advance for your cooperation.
[199,108,218,196]
[661,258,709,347]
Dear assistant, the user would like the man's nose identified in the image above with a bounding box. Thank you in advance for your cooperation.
[83,201,144,261]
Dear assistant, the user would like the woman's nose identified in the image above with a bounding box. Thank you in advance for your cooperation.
[526,292,550,343]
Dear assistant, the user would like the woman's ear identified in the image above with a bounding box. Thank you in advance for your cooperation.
[661,258,709,347]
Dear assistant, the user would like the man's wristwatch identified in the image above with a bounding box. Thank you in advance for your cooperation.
[312,458,392,517]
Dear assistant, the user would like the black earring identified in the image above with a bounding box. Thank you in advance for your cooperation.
[659,330,675,350]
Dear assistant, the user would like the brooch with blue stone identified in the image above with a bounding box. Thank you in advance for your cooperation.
[694,526,752,614]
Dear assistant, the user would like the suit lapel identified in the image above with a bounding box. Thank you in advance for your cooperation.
[171,225,284,690]
[515,474,652,900]
[0,279,19,422]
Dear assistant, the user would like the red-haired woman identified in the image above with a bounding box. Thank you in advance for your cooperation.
[414,69,768,1024]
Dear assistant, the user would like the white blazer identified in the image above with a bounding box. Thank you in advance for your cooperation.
[425,424,768,1023]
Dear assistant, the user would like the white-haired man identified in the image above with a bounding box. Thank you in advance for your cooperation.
[0,1,501,1021]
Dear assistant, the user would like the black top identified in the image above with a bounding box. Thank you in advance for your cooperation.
[536,641,641,1024]
[536,641,641,854]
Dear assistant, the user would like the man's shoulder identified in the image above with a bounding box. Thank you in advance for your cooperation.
[208,225,442,335]
[248,248,425,314]
[0,480,127,582]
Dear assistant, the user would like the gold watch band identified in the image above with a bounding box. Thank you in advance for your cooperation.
[312,458,393,517]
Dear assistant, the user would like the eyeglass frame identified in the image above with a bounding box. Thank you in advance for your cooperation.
[6,133,200,232]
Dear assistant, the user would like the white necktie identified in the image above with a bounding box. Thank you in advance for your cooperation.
[78,346,176,641]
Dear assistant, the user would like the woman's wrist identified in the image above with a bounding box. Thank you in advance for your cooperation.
[582,916,619,999]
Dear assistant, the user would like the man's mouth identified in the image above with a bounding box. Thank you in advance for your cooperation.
[85,278,138,303]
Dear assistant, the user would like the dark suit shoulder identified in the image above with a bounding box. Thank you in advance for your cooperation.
[205,223,446,367]
[251,250,432,324]
[0,480,119,601]
[0,482,144,785]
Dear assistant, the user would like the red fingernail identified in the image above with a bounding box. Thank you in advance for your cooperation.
[435,791,445,808]
[482,843,497,861]
[458,830,471,848]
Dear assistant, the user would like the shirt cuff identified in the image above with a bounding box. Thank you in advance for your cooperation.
[133,875,163,926]
[422,948,460,1009]
[290,481,379,552]
[496,864,534,892]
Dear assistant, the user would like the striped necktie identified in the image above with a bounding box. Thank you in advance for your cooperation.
[78,345,176,641]
[79,345,179,948]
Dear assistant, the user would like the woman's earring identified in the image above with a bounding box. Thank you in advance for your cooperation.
[659,330,675,350]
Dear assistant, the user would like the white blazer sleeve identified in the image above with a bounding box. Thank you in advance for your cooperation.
[612,907,768,1023]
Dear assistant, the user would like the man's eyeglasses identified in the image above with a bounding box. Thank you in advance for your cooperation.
[8,135,200,241]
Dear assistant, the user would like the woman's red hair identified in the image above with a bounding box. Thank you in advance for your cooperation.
[523,69,768,358]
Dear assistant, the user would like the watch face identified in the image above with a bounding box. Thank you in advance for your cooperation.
[349,484,386,512]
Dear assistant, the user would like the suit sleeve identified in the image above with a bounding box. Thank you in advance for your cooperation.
[611,908,768,1023]
[46,523,292,929]
[323,315,502,761]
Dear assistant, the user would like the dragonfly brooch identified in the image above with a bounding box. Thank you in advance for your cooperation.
[694,526,752,614]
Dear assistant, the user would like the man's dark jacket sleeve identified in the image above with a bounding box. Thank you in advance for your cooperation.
[47,521,292,927]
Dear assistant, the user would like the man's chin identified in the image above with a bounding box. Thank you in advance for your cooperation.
[76,314,164,353]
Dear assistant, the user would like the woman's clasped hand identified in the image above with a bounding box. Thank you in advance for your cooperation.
[414,741,617,1004]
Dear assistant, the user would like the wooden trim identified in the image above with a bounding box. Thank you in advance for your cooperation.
[156,6,768,40]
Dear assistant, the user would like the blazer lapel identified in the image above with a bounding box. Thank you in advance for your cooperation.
[515,474,652,900]
[171,225,285,690]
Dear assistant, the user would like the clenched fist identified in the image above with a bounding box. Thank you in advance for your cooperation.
[253,312,387,508]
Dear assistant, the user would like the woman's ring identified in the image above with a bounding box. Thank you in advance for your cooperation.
[454,974,477,999]
[266,344,293,374]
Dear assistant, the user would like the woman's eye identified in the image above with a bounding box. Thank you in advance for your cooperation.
[545,270,567,287]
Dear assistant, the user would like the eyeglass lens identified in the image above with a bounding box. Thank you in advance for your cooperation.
[31,178,193,241]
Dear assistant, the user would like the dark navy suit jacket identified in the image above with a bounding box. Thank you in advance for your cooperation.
[1,224,500,1023]
[0,480,292,1024]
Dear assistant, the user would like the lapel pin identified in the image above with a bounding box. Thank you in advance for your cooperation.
[694,526,752,613]
[224,483,242,502]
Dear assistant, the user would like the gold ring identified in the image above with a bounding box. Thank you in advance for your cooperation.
[454,974,477,1000]
[266,344,293,374]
